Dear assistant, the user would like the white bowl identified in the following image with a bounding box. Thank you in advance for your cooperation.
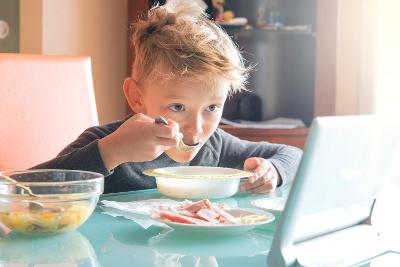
[143,166,253,199]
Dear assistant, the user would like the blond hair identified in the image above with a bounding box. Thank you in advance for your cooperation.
[130,0,249,93]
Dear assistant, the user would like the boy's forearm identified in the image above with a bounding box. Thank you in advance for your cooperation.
[98,134,123,171]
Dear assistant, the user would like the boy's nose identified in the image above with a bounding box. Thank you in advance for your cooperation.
[182,115,203,144]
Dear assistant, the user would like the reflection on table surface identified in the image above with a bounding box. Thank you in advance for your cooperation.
[85,188,284,267]
[0,187,284,267]
[1,184,399,267]
[0,230,99,267]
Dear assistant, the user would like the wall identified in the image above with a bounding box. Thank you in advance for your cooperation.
[19,0,128,124]
[332,0,400,116]
[374,0,400,186]
[374,0,400,116]
[335,0,364,115]
[19,0,42,53]
[326,0,377,116]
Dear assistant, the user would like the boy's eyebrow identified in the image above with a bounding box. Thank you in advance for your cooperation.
[164,94,184,99]
[164,94,226,102]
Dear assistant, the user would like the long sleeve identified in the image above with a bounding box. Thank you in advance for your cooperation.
[31,118,126,176]
[30,118,180,193]
[210,128,303,186]
[32,122,303,193]
[32,129,111,176]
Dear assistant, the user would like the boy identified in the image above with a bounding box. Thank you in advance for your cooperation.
[33,0,302,194]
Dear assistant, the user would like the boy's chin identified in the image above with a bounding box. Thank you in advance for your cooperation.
[165,147,199,163]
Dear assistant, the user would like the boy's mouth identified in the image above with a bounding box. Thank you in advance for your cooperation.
[177,139,201,152]
[185,142,200,146]
[180,134,203,148]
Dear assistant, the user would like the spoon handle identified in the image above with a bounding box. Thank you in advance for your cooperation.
[154,116,168,125]
[0,175,40,197]
[154,116,197,152]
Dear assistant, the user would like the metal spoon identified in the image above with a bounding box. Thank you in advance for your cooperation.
[0,174,62,212]
[154,116,200,152]
[0,174,40,197]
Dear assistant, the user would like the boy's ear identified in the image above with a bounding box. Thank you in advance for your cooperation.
[123,78,145,113]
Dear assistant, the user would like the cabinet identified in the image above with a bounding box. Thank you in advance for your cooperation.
[219,125,309,149]
[127,0,362,147]
[221,0,316,126]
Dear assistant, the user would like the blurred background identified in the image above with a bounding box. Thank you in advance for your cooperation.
[0,0,399,126]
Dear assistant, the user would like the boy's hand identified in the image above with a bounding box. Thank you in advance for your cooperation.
[98,113,180,170]
[240,157,281,194]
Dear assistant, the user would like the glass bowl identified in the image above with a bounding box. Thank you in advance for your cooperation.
[0,169,104,234]
[143,166,253,199]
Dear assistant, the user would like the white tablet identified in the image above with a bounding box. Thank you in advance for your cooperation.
[268,115,400,267]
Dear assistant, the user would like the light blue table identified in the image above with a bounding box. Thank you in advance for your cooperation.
[0,186,399,267]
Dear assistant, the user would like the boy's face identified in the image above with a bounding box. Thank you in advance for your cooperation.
[135,78,229,162]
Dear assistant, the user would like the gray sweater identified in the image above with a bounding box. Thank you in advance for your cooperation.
[33,118,302,193]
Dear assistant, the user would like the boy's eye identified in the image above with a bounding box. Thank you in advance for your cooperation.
[169,104,185,112]
[206,104,220,112]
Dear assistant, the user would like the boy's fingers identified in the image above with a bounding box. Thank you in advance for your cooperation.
[249,175,275,193]
[132,112,153,122]
[240,169,274,191]
[153,118,180,139]
[242,177,275,194]
[156,136,180,147]
[244,157,261,172]
[254,161,269,179]
[154,124,177,139]
[166,118,179,130]
[246,160,269,183]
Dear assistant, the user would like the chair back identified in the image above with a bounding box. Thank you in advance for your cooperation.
[0,53,98,170]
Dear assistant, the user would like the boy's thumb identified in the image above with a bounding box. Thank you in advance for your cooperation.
[244,157,261,171]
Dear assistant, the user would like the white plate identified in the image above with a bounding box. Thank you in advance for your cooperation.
[251,197,287,212]
[152,208,274,234]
